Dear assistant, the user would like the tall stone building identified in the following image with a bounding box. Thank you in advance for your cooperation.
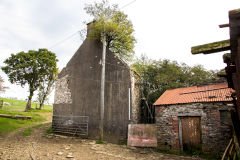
[52,22,141,143]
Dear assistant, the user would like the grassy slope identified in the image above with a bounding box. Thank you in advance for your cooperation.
[0,97,52,136]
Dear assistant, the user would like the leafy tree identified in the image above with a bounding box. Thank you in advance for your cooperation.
[84,0,136,62]
[186,65,218,86]
[1,49,58,111]
[131,55,220,104]
[0,75,8,94]
[37,68,58,109]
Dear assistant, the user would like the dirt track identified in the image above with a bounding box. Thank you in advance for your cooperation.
[0,114,204,160]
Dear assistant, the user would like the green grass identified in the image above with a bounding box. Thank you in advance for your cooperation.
[0,97,53,136]
[22,127,33,136]
[156,148,222,160]
[96,140,104,144]
[0,97,53,112]
[0,116,45,136]
[118,140,127,145]
[45,126,52,135]
[0,108,47,136]
[22,123,51,136]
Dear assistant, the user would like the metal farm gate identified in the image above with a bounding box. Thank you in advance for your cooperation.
[52,115,89,136]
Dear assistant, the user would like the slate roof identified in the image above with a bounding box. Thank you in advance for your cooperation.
[154,83,233,106]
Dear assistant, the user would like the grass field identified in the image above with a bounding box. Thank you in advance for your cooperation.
[0,97,53,136]
[0,97,53,112]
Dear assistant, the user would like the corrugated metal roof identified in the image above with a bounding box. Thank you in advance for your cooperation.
[154,83,233,106]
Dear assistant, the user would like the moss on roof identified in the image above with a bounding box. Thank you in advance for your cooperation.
[191,39,230,54]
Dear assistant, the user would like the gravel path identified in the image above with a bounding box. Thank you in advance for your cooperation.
[0,114,204,160]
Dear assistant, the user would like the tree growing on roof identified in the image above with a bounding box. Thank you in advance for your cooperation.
[84,0,136,62]
[1,49,58,111]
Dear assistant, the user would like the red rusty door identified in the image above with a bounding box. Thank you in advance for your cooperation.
[181,117,201,151]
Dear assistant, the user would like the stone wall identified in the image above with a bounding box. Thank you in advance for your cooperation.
[130,70,141,124]
[54,74,72,105]
[155,102,233,153]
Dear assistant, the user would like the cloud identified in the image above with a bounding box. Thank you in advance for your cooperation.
[0,0,93,103]
[0,0,238,103]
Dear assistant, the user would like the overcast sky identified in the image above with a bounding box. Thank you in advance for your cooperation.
[0,0,239,102]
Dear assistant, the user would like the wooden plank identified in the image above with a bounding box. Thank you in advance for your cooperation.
[219,24,230,28]
[191,39,230,54]
[0,114,32,119]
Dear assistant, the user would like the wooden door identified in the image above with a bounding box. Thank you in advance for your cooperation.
[181,117,201,151]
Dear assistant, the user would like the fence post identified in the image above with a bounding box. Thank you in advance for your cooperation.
[0,100,3,109]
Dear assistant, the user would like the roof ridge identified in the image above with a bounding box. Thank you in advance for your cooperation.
[180,87,230,95]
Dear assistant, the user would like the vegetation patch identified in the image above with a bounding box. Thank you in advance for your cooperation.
[22,123,51,136]
[22,127,33,136]
[26,108,53,113]
[96,140,104,144]
[118,140,127,145]
[45,126,52,135]
[0,110,46,136]
[156,148,222,160]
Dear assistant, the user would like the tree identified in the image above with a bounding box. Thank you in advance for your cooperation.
[84,0,136,62]
[84,0,136,140]
[131,55,220,105]
[1,49,58,111]
[37,68,58,109]
[0,75,8,94]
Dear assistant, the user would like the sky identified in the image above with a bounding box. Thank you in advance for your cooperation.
[0,0,239,103]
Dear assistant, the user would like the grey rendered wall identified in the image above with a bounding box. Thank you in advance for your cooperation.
[53,37,133,143]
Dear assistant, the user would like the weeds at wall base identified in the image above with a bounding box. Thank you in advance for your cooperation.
[96,140,104,144]
[156,148,222,160]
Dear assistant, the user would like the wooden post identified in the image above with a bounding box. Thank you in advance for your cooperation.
[0,100,3,109]
[99,35,106,141]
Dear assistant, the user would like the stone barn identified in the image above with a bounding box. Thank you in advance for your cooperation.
[52,22,141,143]
[154,83,234,153]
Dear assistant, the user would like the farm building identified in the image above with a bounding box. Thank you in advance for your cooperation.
[52,22,141,143]
[154,83,234,153]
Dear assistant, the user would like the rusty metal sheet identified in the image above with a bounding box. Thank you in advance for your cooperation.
[127,124,157,147]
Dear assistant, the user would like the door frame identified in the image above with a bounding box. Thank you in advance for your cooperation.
[178,116,202,151]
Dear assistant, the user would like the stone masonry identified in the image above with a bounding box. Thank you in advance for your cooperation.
[155,102,233,153]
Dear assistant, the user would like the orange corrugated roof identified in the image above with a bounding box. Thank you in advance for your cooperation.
[154,83,234,106]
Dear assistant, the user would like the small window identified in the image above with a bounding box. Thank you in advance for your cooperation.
[220,110,231,126]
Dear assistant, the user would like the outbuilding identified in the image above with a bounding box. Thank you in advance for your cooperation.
[154,83,234,153]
